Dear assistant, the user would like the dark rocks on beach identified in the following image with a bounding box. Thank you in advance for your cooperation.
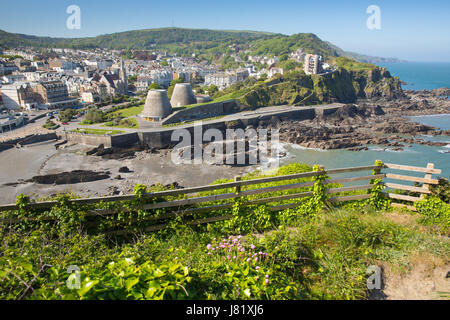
[118,166,131,173]
[27,170,111,185]
[86,144,145,159]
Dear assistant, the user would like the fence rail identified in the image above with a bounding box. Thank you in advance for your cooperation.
[0,162,443,232]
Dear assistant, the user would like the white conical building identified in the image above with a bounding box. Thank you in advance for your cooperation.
[170,83,197,107]
[141,89,173,122]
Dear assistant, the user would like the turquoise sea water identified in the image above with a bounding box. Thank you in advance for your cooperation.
[278,62,450,179]
[277,62,450,179]
[377,62,450,91]
[279,115,450,180]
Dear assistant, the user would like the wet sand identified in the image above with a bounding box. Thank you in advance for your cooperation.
[0,142,252,204]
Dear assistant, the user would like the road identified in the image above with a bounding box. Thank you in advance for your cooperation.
[0,110,50,142]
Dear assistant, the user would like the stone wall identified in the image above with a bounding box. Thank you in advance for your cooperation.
[0,132,58,152]
[59,132,140,148]
[58,132,113,147]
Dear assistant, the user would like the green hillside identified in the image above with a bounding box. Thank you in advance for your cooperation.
[0,27,399,63]
[0,28,278,50]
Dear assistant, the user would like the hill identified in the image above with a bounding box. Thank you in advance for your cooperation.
[0,27,402,63]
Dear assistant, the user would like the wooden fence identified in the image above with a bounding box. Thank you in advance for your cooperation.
[0,162,442,233]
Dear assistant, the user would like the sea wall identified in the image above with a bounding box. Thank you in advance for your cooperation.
[58,132,140,148]
[0,132,58,152]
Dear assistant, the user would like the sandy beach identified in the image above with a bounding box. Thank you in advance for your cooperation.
[0,141,252,204]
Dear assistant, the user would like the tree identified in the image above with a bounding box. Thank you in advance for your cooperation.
[128,75,138,84]
[83,108,105,124]
[58,108,77,122]
[149,83,160,90]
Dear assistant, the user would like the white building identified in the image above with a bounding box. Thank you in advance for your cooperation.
[0,82,39,110]
[304,54,323,75]
[204,68,249,89]
[268,67,284,78]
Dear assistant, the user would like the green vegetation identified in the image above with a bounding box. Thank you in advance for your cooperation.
[69,128,125,135]
[81,104,143,129]
[248,33,339,59]
[148,83,160,90]
[58,108,78,123]
[81,109,105,124]
[102,117,138,129]
[0,54,23,60]
[110,105,144,118]
[0,28,275,52]
[0,162,448,300]
[42,119,60,130]
[162,115,226,128]
[335,57,377,71]
[0,28,388,64]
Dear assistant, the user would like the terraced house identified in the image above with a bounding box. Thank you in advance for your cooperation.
[35,80,78,109]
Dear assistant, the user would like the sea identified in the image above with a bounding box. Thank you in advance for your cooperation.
[278,62,450,179]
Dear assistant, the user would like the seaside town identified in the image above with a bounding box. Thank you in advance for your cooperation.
[0,45,330,128]
[0,1,449,304]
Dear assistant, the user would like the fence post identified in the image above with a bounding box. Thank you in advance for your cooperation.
[421,163,434,199]
[234,176,241,195]
[374,159,382,175]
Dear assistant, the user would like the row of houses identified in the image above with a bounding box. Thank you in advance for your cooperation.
[0,80,77,110]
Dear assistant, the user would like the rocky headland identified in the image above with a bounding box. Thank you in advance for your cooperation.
[276,88,450,151]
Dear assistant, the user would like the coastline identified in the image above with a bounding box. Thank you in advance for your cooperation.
[0,87,449,203]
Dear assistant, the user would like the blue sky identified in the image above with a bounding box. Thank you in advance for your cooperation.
[1,0,449,62]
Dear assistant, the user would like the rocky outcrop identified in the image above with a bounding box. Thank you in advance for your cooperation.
[238,66,404,108]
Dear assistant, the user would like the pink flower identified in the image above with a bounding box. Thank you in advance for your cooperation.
[265,274,269,278]
[241,248,245,252]
[250,244,255,249]
[265,279,269,285]
[238,235,242,239]
[246,258,251,263]
[207,252,211,255]
[256,266,260,270]
[227,255,231,260]
[207,244,212,250]
[254,257,258,262]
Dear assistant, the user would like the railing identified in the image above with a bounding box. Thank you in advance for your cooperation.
[0,162,442,234]
[382,162,441,211]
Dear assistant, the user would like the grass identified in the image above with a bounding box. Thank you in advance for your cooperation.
[109,105,144,118]
[1,163,448,300]
[162,115,226,127]
[102,117,139,129]
[69,128,125,135]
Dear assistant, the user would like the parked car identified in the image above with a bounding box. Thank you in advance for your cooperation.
[62,122,69,125]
